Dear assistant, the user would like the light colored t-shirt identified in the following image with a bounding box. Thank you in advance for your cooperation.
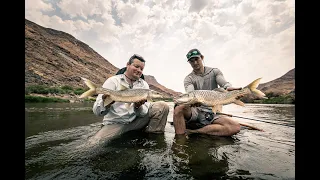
[92,74,150,125]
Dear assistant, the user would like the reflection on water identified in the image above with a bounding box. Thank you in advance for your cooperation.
[25,102,295,180]
[171,134,239,179]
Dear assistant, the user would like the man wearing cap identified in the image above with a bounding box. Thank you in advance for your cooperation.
[89,54,169,145]
[173,49,242,136]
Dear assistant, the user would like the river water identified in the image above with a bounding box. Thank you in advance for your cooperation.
[25,102,295,180]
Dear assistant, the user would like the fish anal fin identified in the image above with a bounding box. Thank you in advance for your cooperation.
[211,105,222,114]
[233,99,245,106]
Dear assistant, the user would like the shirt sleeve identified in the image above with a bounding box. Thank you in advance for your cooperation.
[92,78,117,116]
[184,76,195,93]
[215,69,232,89]
[134,81,149,117]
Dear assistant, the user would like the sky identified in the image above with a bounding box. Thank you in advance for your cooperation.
[25,0,295,93]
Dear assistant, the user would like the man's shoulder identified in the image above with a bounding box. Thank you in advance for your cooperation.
[184,71,194,80]
[205,66,219,71]
[205,66,222,74]
[104,74,123,83]
[107,74,121,79]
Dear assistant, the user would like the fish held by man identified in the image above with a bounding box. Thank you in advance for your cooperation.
[79,77,169,105]
[174,78,267,114]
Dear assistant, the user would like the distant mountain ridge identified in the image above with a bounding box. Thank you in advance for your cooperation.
[25,19,181,97]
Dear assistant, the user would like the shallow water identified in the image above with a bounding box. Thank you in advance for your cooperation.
[25,102,295,180]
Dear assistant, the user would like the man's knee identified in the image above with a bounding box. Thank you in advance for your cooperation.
[173,104,192,121]
[214,116,241,136]
[173,104,185,116]
[226,119,241,135]
[151,101,169,114]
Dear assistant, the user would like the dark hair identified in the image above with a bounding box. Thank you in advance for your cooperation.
[115,67,145,80]
[128,54,146,64]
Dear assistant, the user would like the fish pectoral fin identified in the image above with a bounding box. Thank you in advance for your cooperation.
[233,99,245,106]
[103,96,114,107]
[211,105,222,114]
[124,103,133,109]
[147,97,153,102]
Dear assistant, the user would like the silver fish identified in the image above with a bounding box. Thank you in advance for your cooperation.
[79,77,168,105]
[174,78,267,114]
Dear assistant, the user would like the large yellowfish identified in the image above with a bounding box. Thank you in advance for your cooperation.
[174,78,267,114]
[79,77,169,106]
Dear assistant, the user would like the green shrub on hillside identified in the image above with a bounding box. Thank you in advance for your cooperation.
[26,85,49,94]
[74,88,87,95]
[25,85,87,95]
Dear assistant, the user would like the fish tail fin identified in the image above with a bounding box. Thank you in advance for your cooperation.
[246,78,267,99]
[79,77,97,99]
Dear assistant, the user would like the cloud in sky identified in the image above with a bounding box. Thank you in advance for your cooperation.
[25,0,295,93]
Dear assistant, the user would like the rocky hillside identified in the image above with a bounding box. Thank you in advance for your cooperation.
[144,75,182,97]
[241,68,295,102]
[25,19,181,97]
[257,68,295,96]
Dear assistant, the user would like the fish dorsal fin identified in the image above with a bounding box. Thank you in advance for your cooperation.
[233,99,245,106]
[211,105,222,114]
[213,88,227,93]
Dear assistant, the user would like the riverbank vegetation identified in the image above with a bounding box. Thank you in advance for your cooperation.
[256,93,294,104]
[241,92,295,104]
[25,85,92,103]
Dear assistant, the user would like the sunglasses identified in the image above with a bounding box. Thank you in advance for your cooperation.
[186,50,200,59]
[130,54,145,62]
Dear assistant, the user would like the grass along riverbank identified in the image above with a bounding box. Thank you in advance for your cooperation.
[25,85,92,103]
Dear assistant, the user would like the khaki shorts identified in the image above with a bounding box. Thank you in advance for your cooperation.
[96,101,169,142]
[186,107,222,130]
